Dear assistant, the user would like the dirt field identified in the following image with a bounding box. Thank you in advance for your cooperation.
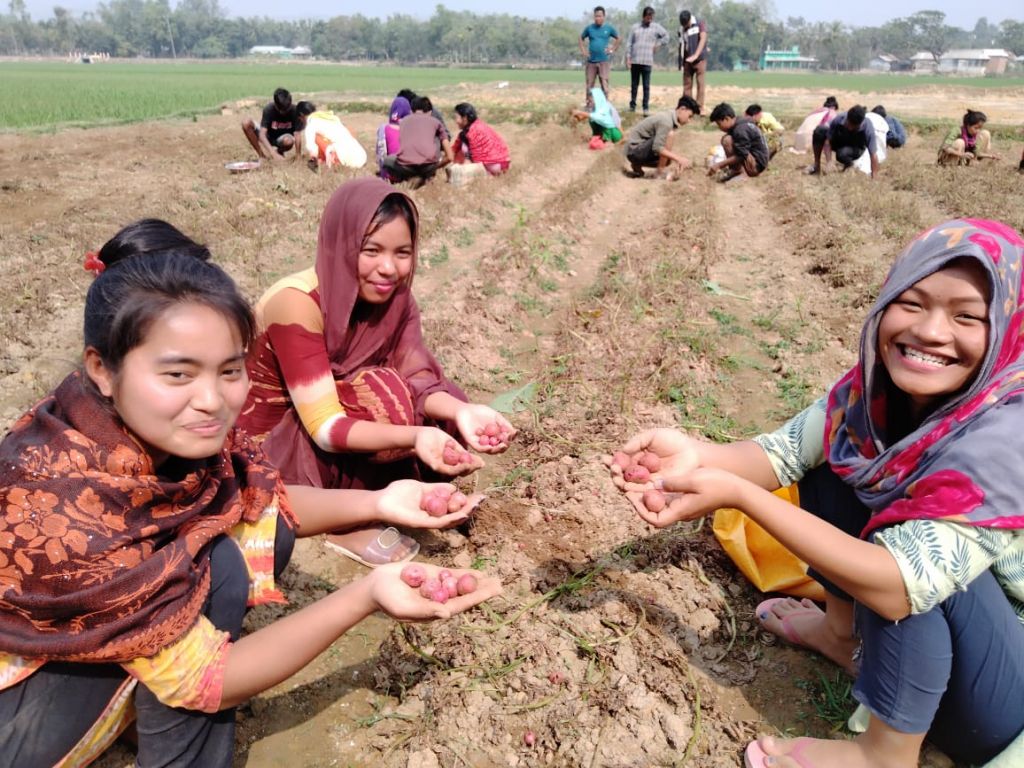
[1,79,1022,767]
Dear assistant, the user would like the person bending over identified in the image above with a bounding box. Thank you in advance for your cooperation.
[381,97,454,189]
[707,102,770,181]
[241,88,309,163]
[623,95,700,179]
[809,104,879,178]
[938,109,1000,166]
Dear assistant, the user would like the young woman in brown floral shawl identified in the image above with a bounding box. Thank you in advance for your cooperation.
[0,220,499,767]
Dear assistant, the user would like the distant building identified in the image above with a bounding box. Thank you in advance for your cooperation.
[248,45,312,59]
[910,51,937,73]
[868,53,910,72]
[938,49,1014,76]
[759,46,818,71]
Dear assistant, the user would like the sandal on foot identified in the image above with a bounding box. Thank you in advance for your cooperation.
[755,597,822,649]
[324,526,419,568]
[745,737,817,768]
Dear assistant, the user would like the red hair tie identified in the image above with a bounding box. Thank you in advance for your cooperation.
[83,251,105,275]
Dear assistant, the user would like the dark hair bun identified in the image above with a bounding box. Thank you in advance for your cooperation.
[97,218,211,271]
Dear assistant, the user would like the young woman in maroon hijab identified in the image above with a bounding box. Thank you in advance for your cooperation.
[237,178,515,566]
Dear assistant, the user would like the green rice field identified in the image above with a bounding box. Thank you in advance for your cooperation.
[3,60,1024,132]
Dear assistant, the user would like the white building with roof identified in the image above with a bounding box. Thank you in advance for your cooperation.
[910,51,937,73]
[938,49,1014,76]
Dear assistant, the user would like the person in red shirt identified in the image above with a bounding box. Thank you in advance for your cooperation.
[452,103,511,176]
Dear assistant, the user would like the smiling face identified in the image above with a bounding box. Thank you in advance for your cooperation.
[877,260,991,417]
[357,214,414,304]
[86,302,249,468]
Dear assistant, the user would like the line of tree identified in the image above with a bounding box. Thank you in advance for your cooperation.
[2,0,1022,69]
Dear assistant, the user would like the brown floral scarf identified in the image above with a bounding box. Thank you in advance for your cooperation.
[0,372,282,662]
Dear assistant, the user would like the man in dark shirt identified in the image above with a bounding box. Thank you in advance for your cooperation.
[382,96,454,188]
[809,104,879,178]
[241,87,308,162]
[677,10,708,111]
[707,102,769,181]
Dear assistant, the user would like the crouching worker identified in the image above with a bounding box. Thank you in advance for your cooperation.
[809,104,879,179]
[0,219,500,767]
[382,96,454,189]
[242,88,312,163]
[624,95,700,179]
[938,110,999,166]
[302,104,368,170]
[570,87,623,149]
[745,103,784,157]
[707,102,770,181]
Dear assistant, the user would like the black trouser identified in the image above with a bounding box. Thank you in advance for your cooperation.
[629,64,652,112]
[382,155,439,182]
[0,521,295,768]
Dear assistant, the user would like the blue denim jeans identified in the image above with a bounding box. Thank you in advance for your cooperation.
[797,465,1024,764]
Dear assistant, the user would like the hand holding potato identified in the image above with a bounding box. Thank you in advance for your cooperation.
[369,563,503,621]
[635,467,747,528]
[455,403,517,453]
[376,479,485,530]
[606,428,701,488]
[414,427,484,475]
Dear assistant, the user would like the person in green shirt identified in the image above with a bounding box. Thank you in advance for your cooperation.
[938,109,1000,166]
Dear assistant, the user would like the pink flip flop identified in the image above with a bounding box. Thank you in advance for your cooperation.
[755,597,822,650]
[745,737,817,768]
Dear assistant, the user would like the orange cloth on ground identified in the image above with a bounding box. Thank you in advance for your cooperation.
[712,485,826,601]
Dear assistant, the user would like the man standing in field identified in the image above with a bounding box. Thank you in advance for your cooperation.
[677,10,708,112]
[808,104,880,178]
[579,6,620,111]
[624,95,700,180]
[242,87,306,162]
[626,6,669,116]
[707,102,770,181]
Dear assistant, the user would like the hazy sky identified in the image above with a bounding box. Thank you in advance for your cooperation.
[20,0,1019,31]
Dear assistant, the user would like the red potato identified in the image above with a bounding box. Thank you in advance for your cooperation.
[637,452,662,472]
[547,670,565,685]
[460,451,473,464]
[483,422,500,438]
[438,569,453,582]
[419,578,443,600]
[428,585,449,603]
[424,496,449,517]
[448,491,469,513]
[524,731,536,747]
[442,576,460,599]
[642,489,666,513]
[442,444,462,465]
[623,464,651,483]
[456,573,478,595]
[400,564,427,588]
